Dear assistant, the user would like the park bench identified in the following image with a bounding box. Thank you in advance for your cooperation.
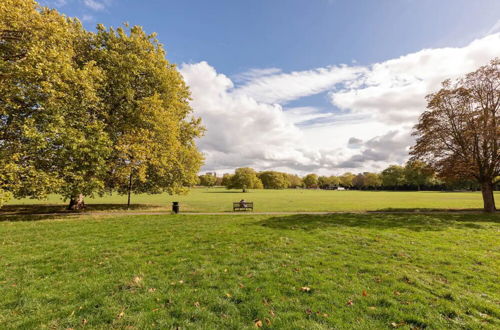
[233,201,254,212]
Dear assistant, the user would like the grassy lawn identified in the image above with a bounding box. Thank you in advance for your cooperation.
[0,212,499,329]
[4,188,499,213]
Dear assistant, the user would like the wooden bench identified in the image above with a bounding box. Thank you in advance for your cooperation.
[233,202,253,212]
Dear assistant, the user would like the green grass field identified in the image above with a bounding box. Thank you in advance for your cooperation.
[4,188,499,213]
[0,212,499,329]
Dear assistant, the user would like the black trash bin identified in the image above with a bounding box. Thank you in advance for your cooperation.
[172,201,180,214]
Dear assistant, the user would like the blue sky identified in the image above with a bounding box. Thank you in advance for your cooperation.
[44,0,500,73]
[42,0,500,174]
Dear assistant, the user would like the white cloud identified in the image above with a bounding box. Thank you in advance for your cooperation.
[181,33,500,175]
[81,14,95,22]
[331,34,500,124]
[83,0,107,11]
[233,65,366,104]
[487,19,500,35]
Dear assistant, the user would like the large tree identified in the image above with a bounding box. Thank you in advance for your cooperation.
[411,58,499,212]
[0,1,203,210]
[1,0,109,208]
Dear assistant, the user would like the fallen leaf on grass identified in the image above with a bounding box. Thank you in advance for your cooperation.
[225,293,232,298]
[265,318,272,326]
[347,300,354,306]
[194,301,200,308]
[82,319,88,325]
[269,310,275,317]
[368,306,377,310]
[148,288,156,293]
[239,283,245,288]
[394,291,401,296]
[254,319,263,328]
[300,287,311,293]
[305,308,313,315]
[362,290,368,297]
[391,321,406,328]
[117,311,125,319]
[132,276,143,285]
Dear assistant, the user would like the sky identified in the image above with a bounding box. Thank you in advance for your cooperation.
[41,0,500,175]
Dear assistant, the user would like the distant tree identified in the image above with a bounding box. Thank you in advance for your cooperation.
[199,173,217,187]
[339,172,355,188]
[363,172,382,189]
[258,171,289,189]
[221,173,233,187]
[317,176,331,189]
[329,176,340,187]
[381,165,406,189]
[352,173,365,189]
[411,59,499,212]
[303,174,319,188]
[404,160,434,191]
[228,168,263,192]
[286,174,303,188]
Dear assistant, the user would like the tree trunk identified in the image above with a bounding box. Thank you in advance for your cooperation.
[127,172,133,209]
[481,182,496,213]
[68,194,85,210]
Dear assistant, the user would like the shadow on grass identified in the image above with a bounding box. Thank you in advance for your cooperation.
[0,214,81,222]
[203,191,248,194]
[0,203,163,221]
[255,213,499,232]
[372,207,483,213]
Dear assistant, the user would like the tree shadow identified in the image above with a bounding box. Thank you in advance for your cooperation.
[372,207,482,213]
[0,213,80,222]
[203,191,248,194]
[254,213,499,232]
[0,203,163,221]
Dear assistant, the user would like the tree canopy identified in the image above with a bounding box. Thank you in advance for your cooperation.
[0,0,203,209]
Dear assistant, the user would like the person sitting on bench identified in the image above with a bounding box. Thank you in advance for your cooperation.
[239,199,247,208]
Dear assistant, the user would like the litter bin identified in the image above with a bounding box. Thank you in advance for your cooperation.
[172,201,180,214]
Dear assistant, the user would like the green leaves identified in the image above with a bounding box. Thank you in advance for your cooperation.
[0,1,203,208]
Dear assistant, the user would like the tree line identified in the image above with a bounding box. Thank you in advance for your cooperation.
[198,160,493,191]
[0,0,203,209]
